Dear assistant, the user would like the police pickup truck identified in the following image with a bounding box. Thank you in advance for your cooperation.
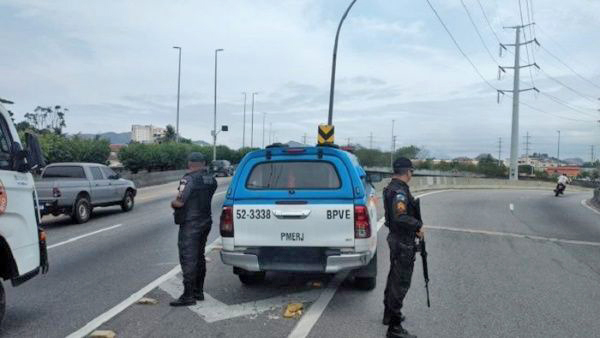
[0,101,48,325]
[219,144,381,290]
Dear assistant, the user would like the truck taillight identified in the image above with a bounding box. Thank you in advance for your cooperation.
[354,205,371,239]
[0,180,7,215]
[52,187,61,198]
[220,206,234,237]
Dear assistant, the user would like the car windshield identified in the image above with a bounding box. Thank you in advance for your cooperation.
[246,161,340,189]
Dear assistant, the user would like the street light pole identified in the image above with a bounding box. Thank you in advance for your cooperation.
[390,119,395,169]
[173,46,182,143]
[327,0,358,125]
[242,92,247,148]
[251,92,258,148]
[213,48,224,162]
[262,112,266,148]
[557,130,561,168]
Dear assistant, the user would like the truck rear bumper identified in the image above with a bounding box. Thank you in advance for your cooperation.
[220,249,371,273]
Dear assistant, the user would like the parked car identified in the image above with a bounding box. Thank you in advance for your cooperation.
[219,144,382,290]
[36,163,137,223]
[0,101,48,325]
[212,160,234,177]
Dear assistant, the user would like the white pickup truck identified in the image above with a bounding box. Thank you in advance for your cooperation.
[0,100,48,325]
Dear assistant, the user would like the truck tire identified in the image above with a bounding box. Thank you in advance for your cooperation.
[0,282,5,326]
[72,196,91,224]
[238,271,266,285]
[121,190,135,212]
[354,252,377,291]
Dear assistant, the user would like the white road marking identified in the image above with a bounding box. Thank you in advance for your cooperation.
[287,189,449,338]
[66,237,222,338]
[427,225,600,247]
[159,276,322,323]
[509,203,514,212]
[48,224,123,249]
[581,199,600,216]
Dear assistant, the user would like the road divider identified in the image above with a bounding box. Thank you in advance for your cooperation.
[48,224,123,249]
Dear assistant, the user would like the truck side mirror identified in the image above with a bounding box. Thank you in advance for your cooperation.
[25,133,46,170]
[366,172,383,183]
[10,142,29,172]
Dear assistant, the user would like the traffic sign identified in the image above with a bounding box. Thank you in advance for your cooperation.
[318,125,334,144]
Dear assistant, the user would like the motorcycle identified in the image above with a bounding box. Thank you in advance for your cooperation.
[554,183,566,197]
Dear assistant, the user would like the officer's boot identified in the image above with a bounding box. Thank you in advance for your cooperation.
[194,268,206,301]
[386,317,416,338]
[383,308,405,325]
[170,283,196,307]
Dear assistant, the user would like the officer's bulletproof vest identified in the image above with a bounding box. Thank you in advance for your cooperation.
[183,172,214,223]
[383,181,416,240]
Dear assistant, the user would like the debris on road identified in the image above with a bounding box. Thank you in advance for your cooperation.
[89,330,116,338]
[283,303,304,318]
[309,281,322,288]
[137,297,159,305]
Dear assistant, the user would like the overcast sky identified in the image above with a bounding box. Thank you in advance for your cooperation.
[1,0,599,160]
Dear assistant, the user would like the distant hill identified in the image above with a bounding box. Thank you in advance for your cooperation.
[72,132,131,144]
[563,158,584,166]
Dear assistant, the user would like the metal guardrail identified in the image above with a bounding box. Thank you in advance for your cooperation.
[364,167,485,178]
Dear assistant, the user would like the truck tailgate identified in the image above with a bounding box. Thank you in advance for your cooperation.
[233,202,355,247]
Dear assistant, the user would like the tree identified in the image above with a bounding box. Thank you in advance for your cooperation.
[395,146,421,159]
[24,105,67,134]
[158,125,177,143]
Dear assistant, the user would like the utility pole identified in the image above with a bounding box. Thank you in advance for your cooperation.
[591,145,595,163]
[302,133,307,145]
[242,92,247,148]
[346,137,351,146]
[390,120,395,169]
[369,132,373,150]
[498,137,502,166]
[250,92,258,148]
[269,122,273,145]
[498,24,539,180]
[524,131,531,163]
[172,46,182,143]
[557,130,561,167]
[212,48,224,162]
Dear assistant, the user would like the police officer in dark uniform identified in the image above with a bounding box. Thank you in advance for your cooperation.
[170,152,218,307]
[382,157,424,338]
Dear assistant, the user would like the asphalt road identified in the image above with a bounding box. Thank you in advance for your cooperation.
[2,185,599,338]
[0,178,230,338]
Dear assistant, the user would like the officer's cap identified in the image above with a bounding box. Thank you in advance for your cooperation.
[393,157,414,171]
[187,152,207,163]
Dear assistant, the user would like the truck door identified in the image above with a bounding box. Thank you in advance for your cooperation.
[89,166,111,204]
[0,113,40,275]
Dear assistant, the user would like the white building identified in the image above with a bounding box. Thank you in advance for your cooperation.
[131,125,166,144]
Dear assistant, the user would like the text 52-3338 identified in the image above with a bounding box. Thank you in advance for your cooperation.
[236,209,271,220]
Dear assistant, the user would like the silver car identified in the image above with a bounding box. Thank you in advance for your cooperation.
[36,163,137,223]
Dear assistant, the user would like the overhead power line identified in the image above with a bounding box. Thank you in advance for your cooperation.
[424,0,497,91]
[518,0,536,87]
[539,92,599,118]
[539,45,600,90]
[476,0,502,44]
[460,0,498,65]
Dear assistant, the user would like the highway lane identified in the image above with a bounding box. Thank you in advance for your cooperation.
[309,189,600,338]
[0,178,230,337]
[2,186,598,337]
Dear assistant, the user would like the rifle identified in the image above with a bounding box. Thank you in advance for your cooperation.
[414,198,431,307]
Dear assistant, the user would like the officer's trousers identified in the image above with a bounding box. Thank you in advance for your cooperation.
[384,234,416,320]
[178,221,211,291]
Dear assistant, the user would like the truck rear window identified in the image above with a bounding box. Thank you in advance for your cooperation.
[42,166,86,179]
[246,161,341,190]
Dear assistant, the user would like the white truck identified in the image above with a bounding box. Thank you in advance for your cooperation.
[0,100,48,325]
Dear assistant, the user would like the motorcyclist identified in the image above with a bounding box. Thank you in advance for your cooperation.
[555,172,569,195]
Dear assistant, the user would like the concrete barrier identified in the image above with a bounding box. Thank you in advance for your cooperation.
[374,176,592,194]
[121,169,188,188]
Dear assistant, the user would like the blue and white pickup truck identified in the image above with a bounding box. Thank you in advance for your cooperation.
[219,144,382,290]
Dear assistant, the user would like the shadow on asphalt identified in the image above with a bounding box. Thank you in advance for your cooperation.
[41,206,125,229]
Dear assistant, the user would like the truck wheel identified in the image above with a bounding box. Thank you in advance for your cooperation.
[354,252,377,291]
[354,276,376,291]
[72,197,91,224]
[238,272,266,285]
[0,282,5,326]
[121,191,135,212]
